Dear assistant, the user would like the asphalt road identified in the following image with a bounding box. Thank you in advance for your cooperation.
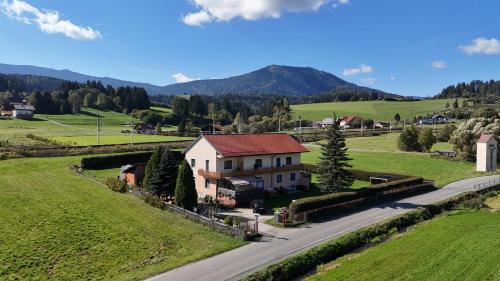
[147,175,500,281]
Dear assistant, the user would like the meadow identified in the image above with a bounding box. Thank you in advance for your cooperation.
[291,98,459,121]
[307,210,500,281]
[0,155,245,280]
[0,108,188,147]
[304,133,483,187]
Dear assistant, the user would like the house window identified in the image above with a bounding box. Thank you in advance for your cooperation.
[205,179,210,188]
[205,160,209,171]
[191,159,196,167]
[276,157,281,167]
[276,174,283,183]
[224,160,232,170]
[254,159,262,169]
[290,172,296,181]
[286,156,292,165]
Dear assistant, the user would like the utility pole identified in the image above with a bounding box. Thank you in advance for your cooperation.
[298,116,302,139]
[278,117,281,133]
[96,113,100,145]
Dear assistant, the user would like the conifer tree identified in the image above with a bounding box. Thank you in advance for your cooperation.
[174,160,198,211]
[149,149,178,198]
[317,117,354,192]
[143,146,164,190]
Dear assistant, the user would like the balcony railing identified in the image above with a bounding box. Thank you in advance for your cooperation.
[198,164,304,179]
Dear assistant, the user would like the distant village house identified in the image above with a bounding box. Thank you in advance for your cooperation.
[120,163,146,186]
[1,103,35,119]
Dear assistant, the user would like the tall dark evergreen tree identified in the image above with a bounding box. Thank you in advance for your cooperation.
[174,160,197,211]
[148,149,178,198]
[317,116,354,192]
[143,146,165,190]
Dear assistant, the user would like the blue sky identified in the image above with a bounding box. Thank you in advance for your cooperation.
[1,0,499,97]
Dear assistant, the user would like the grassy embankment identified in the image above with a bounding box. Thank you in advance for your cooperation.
[291,98,460,121]
[0,156,245,280]
[0,107,188,146]
[307,209,500,281]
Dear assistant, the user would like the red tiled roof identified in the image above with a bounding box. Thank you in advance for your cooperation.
[478,134,496,143]
[203,134,309,157]
[341,116,361,123]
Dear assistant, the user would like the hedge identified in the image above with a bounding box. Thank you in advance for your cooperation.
[289,177,426,218]
[80,150,183,169]
[243,185,500,281]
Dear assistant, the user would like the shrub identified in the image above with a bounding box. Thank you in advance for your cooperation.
[418,127,437,152]
[224,216,234,226]
[105,177,128,193]
[449,118,500,161]
[142,194,164,209]
[288,177,426,218]
[437,124,457,142]
[397,125,421,151]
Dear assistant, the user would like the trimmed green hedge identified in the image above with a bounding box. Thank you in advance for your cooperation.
[289,177,426,218]
[81,151,184,169]
[243,186,500,281]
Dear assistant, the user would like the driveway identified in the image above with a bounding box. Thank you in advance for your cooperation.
[146,175,500,281]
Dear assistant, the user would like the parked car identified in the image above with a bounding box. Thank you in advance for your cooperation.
[250,199,266,214]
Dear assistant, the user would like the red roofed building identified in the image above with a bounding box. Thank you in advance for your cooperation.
[184,134,311,207]
[339,116,363,128]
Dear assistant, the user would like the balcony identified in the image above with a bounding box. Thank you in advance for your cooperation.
[198,164,304,179]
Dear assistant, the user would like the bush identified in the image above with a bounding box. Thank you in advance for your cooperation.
[224,216,234,226]
[105,177,128,193]
[142,194,164,209]
[397,126,421,152]
[288,177,426,218]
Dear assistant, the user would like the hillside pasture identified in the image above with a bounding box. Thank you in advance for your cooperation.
[307,210,500,281]
[0,108,192,146]
[0,156,245,280]
[291,99,459,121]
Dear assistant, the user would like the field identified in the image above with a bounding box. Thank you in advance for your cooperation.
[0,108,189,146]
[291,99,459,121]
[307,210,500,281]
[304,133,483,187]
[0,156,245,280]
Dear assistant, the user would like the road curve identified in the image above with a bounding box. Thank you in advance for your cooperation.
[146,174,500,281]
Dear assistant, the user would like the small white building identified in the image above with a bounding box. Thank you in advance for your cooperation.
[476,135,497,172]
[12,104,35,119]
[320,118,335,128]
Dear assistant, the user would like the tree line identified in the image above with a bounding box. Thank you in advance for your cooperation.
[435,80,500,104]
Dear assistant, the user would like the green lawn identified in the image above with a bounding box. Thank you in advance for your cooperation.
[0,156,245,280]
[0,108,191,146]
[303,142,484,187]
[291,99,460,121]
[307,210,500,281]
[150,106,172,113]
[485,194,500,212]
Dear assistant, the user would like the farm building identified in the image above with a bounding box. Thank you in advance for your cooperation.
[184,133,311,207]
[134,123,155,135]
[374,121,391,129]
[340,116,363,129]
[320,118,335,128]
[120,163,146,186]
[1,103,35,119]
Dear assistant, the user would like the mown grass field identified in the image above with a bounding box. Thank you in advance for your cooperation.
[307,210,500,281]
[304,133,484,187]
[0,156,245,280]
[0,108,190,146]
[291,99,459,121]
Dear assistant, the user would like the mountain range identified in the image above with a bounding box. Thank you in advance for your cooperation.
[0,63,394,97]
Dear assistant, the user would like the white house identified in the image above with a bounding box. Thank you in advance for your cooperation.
[184,133,310,207]
[476,134,497,172]
[320,118,335,128]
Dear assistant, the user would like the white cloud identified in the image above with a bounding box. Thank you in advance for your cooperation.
[172,73,200,83]
[361,77,376,85]
[332,0,349,8]
[1,0,101,40]
[182,0,346,26]
[343,64,373,76]
[431,60,447,69]
[459,37,500,55]
[389,75,395,81]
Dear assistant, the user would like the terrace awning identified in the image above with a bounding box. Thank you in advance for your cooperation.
[226,176,264,188]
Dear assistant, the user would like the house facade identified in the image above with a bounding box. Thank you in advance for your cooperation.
[339,116,362,128]
[119,163,146,186]
[184,134,310,207]
[476,135,497,172]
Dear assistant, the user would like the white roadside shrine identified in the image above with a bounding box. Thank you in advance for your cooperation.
[476,134,497,172]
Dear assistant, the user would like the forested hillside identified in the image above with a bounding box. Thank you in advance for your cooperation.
[435,80,499,104]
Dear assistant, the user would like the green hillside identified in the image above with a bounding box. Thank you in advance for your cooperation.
[0,156,244,280]
[291,99,459,121]
[308,210,500,281]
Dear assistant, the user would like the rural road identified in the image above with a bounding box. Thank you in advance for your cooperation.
[147,175,500,281]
